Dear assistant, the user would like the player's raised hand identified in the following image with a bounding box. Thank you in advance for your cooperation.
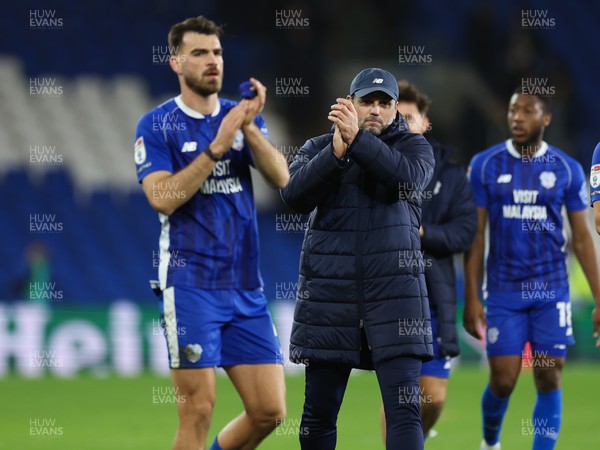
[592,306,600,348]
[241,77,266,126]
[328,98,359,146]
[212,102,248,156]
[463,297,486,340]
[332,124,347,159]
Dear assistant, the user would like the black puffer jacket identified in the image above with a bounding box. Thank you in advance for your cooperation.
[420,136,477,357]
[281,115,435,366]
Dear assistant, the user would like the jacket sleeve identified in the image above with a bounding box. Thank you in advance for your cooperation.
[420,165,477,257]
[280,137,346,214]
[346,129,434,190]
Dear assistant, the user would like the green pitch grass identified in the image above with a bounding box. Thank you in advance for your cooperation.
[2,364,598,449]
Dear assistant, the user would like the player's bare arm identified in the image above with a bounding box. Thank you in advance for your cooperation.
[241,77,289,189]
[142,102,248,215]
[567,209,600,347]
[463,207,488,340]
[242,123,290,189]
[328,97,359,146]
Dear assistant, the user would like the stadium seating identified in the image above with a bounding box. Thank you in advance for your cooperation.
[0,51,302,303]
[0,163,304,302]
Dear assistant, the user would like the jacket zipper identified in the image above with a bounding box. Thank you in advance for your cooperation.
[357,170,365,348]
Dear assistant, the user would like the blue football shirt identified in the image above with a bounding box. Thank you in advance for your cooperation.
[469,139,587,294]
[135,96,269,290]
[589,142,600,206]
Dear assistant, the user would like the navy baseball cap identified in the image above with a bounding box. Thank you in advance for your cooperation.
[349,68,399,100]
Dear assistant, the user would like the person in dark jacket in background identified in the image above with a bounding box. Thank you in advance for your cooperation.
[380,80,477,444]
[281,68,435,450]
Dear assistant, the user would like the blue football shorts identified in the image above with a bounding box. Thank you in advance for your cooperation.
[420,313,452,379]
[485,287,573,358]
[158,286,284,368]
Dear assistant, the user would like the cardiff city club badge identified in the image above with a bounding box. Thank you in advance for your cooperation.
[184,344,203,363]
[232,129,244,151]
[539,171,556,189]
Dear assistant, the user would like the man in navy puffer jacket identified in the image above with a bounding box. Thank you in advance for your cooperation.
[281,68,435,450]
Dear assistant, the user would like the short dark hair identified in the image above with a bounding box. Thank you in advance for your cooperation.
[397,80,431,115]
[168,16,223,55]
[512,86,551,114]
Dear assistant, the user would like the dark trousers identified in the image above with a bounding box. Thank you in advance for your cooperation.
[299,355,423,449]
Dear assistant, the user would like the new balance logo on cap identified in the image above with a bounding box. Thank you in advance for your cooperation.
[349,68,399,100]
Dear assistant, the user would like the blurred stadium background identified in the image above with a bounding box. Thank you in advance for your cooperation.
[1,0,599,448]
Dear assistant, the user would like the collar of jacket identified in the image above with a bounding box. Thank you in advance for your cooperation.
[377,112,409,141]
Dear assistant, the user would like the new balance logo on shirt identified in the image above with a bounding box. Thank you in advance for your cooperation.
[182,142,197,153]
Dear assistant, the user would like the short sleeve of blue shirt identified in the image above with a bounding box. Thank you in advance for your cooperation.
[589,142,600,207]
[134,113,173,183]
[468,153,487,208]
[565,159,587,211]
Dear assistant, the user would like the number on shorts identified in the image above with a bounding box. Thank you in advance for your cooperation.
[556,301,572,328]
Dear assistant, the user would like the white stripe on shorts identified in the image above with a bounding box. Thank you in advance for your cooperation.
[163,287,180,368]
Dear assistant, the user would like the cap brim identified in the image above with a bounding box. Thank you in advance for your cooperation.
[352,87,397,100]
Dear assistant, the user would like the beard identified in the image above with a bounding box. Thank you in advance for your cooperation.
[183,72,222,97]
[360,116,390,136]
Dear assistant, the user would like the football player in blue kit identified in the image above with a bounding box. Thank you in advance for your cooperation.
[134,16,289,450]
[464,89,600,450]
